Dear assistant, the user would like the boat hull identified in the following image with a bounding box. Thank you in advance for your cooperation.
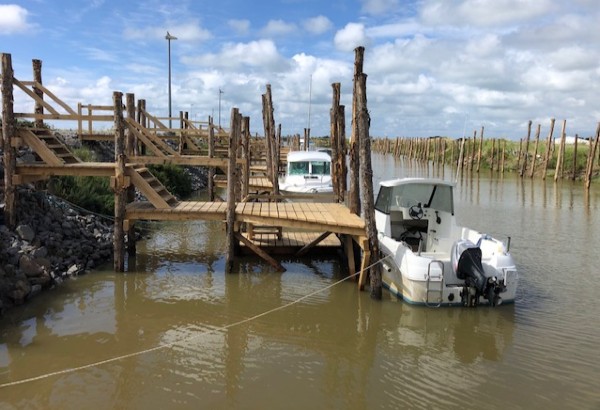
[379,237,518,307]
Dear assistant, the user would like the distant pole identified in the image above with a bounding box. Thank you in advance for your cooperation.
[165,31,177,130]
[307,74,312,150]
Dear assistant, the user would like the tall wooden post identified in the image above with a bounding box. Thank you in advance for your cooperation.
[349,46,364,216]
[501,140,506,174]
[137,99,147,156]
[490,138,496,173]
[542,118,555,180]
[241,116,251,199]
[468,131,476,172]
[273,122,280,195]
[476,126,484,172]
[337,104,347,200]
[520,120,532,177]
[355,73,380,299]
[262,86,274,186]
[585,123,600,190]
[330,83,341,202]
[208,116,215,201]
[529,124,541,178]
[225,108,241,273]
[125,93,136,256]
[554,120,567,182]
[32,59,44,129]
[1,53,17,229]
[113,91,126,272]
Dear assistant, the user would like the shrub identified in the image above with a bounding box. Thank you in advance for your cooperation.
[148,164,193,198]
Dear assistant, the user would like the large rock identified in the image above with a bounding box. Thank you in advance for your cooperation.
[16,225,35,242]
[19,255,44,277]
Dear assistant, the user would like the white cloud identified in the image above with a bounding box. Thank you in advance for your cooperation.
[421,0,554,27]
[0,4,32,34]
[360,0,400,15]
[83,47,117,62]
[334,23,370,52]
[182,40,289,72]
[260,19,297,37]
[303,16,333,35]
[228,19,250,35]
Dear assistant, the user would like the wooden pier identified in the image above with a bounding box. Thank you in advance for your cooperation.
[2,51,379,292]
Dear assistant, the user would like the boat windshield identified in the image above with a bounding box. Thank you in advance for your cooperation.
[311,161,330,175]
[375,183,454,214]
[289,161,309,175]
[288,161,330,175]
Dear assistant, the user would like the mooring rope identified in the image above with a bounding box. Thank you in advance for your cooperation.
[0,255,391,389]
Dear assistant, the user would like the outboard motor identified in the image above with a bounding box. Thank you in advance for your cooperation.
[451,240,505,307]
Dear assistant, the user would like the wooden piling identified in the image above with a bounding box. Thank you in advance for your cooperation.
[225,108,241,273]
[490,138,496,173]
[348,46,364,216]
[208,115,215,201]
[476,126,484,173]
[529,124,541,178]
[520,121,532,177]
[330,83,341,201]
[113,91,126,272]
[32,59,44,129]
[554,120,567,182]
[125,93,136,256]
[355,72,380,299]
[585,123,600,190]
[542,118,555,180]
[469,130,477,172]
[1,53,17,229]
[501,139,506,174]
[241,116,250,199]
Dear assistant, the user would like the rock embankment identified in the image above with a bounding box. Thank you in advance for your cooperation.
[0,187,113,314]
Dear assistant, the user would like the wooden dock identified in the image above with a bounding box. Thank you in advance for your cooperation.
[2,52,376,293]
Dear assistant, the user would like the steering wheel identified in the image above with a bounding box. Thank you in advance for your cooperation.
[409,204,424,220]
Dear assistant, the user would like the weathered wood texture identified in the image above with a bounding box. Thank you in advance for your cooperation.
[225,108,241,273]
[113,92,126,272]
[2,53,17,228]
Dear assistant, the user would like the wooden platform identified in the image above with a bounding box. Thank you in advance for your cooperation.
[126,201,366,237]
[214,176,273,191]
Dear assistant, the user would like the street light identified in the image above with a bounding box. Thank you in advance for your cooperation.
[218,88,224,129]
[165,31,177,130]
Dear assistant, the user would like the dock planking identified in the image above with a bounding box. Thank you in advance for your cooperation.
[126,201,365,237]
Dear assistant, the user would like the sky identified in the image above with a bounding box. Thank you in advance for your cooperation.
[2,0,600,139]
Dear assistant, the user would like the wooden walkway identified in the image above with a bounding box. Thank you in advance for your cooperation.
[126,201,366,237]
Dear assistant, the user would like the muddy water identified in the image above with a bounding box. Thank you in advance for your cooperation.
[1,154,600,409]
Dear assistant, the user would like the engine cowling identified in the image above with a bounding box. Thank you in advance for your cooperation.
[451,240,504,307]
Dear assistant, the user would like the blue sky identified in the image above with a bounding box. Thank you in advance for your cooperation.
[2,0,600,139]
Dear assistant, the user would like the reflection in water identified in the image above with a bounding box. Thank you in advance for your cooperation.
[1,155,600,409]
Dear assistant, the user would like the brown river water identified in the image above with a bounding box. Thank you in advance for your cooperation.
[1,153,600,409]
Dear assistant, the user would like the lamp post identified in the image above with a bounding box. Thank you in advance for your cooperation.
[218,88,224,129]
[165,31,177,130]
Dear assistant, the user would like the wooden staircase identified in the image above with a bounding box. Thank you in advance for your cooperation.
[17,128,81,165]
[127,164,179,208]
[124,117,178,157]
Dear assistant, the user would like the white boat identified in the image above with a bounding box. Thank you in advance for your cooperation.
[279,151,333,194]
[375,178,518,307]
